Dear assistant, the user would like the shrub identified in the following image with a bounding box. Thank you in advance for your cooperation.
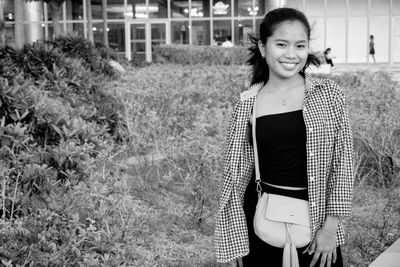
[0,39,128,222]
[153,44,251,65]
[49,35,126,76]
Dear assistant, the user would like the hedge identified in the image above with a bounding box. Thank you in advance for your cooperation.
[153,44,250,65]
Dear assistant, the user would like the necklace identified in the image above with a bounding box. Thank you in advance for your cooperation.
[270,86,297,106]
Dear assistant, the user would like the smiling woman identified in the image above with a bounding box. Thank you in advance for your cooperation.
[214,7,354,267]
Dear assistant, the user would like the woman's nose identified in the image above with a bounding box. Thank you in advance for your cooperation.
[284,46,296,58]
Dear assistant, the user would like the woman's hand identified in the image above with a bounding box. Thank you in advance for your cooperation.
[227,257,243,267]
[307,228,337,267]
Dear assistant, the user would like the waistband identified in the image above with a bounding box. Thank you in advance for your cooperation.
[260,182,309,201]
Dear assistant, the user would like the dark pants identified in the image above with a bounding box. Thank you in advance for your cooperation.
[326,58,334,67]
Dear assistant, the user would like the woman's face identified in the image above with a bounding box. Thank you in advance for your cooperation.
[258,20,309,81]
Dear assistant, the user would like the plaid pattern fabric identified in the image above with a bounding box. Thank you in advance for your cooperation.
[214,76,355,263]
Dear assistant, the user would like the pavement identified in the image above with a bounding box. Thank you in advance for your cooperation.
[333,63,400,85]
[369,239,400,267]
[307,62,400,86]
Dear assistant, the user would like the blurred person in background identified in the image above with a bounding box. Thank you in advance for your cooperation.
[214,7,354,267]
[222,35,234,48]
[323,48,336,69]
[369,35,376,63]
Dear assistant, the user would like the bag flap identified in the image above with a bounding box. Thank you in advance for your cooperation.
[265,194,311,226]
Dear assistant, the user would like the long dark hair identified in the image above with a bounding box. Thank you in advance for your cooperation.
[323,48,331,55]
[248,8,320,86]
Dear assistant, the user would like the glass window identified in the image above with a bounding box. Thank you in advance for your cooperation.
[66,23,85,38]
[131,23,146,62]
[192,0,211,18]
[92,22,107,44]
[45,2,55,21]
[90,0,103,20]
[192,20,210,45]
[326,17,345,63]
[213,0,231,17]
[327,0,346,16]
[108,23,126,52]
[348,17,367,63]
[4,24,15,45]
[234,20,253,46]
[304,0,324,17]
[106,0,125,19]
[234,0,253,17]
[4,0,15,21]
[370,16,389,62]
[171,21,189,44]
[371,0,390,16]
[255,18,263,37]
[151,23,166,60]
[43,3,64,21]
[128,0,147,19]
[171,0,189,18]
[255,0,267,16]
[65,0,84,20]
[308,17,324,53]
[149,0,168,18]
[348,0,367,16]
[285,0,303,11]
[213,20,231,44]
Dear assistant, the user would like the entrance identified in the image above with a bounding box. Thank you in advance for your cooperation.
[128,22,167,62]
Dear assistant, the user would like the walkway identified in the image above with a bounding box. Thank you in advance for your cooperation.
[307,63,400,86]
[369,239,400,267]
[333,63,400,85]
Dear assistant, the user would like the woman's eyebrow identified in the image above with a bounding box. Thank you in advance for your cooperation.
[272,39,308,44]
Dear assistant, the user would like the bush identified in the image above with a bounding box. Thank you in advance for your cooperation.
[0,39,127,218]
[49,35,127,76]
[153,44,251,65]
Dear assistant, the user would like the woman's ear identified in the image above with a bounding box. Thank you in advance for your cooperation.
[257,40,266,58]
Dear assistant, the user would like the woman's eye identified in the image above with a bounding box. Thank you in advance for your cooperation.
[277,43,286,47]
[297,44,306,49]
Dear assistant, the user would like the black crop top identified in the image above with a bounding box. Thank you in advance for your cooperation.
[251,110,308,188]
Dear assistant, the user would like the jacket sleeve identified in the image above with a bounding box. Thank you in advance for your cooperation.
[326,81,355,218]
[214,99,248,263]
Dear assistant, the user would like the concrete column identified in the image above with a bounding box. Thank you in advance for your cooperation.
[24,1,44,43]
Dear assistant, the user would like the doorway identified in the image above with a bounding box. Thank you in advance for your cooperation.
[128,22,167,62]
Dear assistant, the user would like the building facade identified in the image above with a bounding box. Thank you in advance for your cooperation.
[2,0,400,63]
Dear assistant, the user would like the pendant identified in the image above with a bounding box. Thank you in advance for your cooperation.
[282,100,287,105]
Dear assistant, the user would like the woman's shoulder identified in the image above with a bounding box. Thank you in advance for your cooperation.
[239,82,264,101]
[308,76,342,92]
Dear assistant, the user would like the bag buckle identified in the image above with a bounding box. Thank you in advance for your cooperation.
[256,180,262,198]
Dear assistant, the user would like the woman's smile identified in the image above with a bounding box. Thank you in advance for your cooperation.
[280,62,298,70]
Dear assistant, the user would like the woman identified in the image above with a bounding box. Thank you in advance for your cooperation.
[369,35,376,63]
[323,48,335,69]
[214,8,354,267]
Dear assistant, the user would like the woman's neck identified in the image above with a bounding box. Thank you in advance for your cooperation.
[265,75,304,93]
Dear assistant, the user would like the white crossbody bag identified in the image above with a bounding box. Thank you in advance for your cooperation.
[251,96,312,267]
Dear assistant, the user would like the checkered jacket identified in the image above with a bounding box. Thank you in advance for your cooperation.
[214,76,355,263]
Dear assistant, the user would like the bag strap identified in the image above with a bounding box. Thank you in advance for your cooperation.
[251,96,263,198]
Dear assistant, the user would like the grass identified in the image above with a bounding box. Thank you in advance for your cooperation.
[1,63,399,266]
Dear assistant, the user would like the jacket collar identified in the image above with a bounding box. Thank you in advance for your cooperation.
[241,75,323,102]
